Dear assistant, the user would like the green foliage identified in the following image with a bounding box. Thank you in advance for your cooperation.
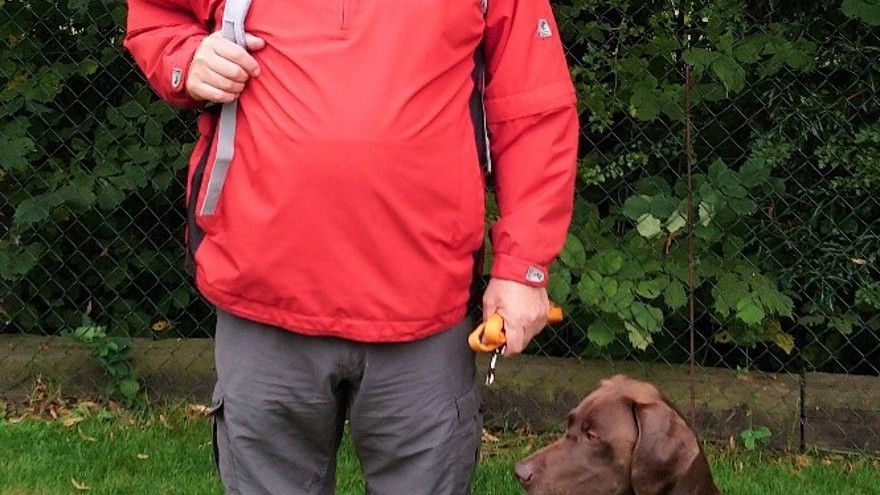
[841,0,880,25]
[740,426,773,450]
[62,318,145,409]
[0,1,208,337]
[0,1,877,376]
[548,0,879,368]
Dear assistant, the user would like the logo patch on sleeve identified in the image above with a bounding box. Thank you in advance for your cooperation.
[525,266,546,284]
[537,18,553,39]
[171,68,183,89]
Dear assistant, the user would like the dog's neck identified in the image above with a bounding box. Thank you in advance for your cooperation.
[666,454,722,495]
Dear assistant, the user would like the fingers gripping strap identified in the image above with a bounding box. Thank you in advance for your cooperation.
[200,0,253,216]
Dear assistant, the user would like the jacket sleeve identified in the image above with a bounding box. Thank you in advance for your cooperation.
[124,0,212,109]
[483,0,579,287]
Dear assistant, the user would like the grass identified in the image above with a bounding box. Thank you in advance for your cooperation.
[1,403,878,495]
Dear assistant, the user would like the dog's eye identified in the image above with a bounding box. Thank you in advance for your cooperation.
[584,430,599,441]
[580,422,598,441]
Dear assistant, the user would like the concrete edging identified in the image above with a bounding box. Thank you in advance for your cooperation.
[1,334,877,453]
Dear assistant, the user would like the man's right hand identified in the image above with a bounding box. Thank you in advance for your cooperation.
[186,31,266,103]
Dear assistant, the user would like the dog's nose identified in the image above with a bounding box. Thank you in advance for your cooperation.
[514,461,534,485]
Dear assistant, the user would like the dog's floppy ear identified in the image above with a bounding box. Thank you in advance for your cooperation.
[629,392,701,495]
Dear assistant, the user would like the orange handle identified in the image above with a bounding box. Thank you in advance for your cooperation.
[468,304,564,353]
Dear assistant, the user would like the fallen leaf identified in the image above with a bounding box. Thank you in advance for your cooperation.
[8,415,28,424]
[794,454,812,467]
[77,427,97,442]
[187,403,211,419]
[62,415,86,428]
[77,401,101,412]
[137,453,149,460]
[481,429,500,443]
[71,478,90,491]
[151,319,174,332]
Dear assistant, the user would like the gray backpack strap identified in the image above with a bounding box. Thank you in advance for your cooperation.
[200,0,254,216]
[478,0,492,173]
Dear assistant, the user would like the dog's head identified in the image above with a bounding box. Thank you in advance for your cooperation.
[514,375,714,495]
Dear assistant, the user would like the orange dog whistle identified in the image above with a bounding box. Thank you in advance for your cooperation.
[468,304,564,353]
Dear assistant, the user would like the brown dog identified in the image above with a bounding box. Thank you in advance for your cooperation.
[514,375,722,495]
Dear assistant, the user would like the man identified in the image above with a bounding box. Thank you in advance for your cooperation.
[125,1,577,493]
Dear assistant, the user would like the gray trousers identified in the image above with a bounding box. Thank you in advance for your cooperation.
[210,309,482,495]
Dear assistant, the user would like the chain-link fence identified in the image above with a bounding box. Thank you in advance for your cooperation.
[1,1,878,454]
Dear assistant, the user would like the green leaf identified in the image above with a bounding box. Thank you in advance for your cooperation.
[622,195,652,220]
[58,175,98,211]
[625,322,653,350]
[587,319,616,347]
[665,210,687,233]
[78,59,100,76]
[172,287,192,309]
[631,302,663,333]
[695,222,719,242]
[734,34,767,64]
[741,426,772,450]
[559,234,587,269]
[13,196,54,227]
[682,48,721,72]
[752,275,794,316]
[773,330,795,355]
[602,278,619,298]
[590,249,625,275]
[118,378,141,399]
[713,273,749,318]
[635,176,672,196]
[739,157,771,188]
[118,101,144,119]
[0,243,45,280]
[693,83,728,103]
[829,313,859,335]
[630,85,661,121]
[728,197,758,215]
[547,270,572,305]
[577,271,605,306]
[711,55,746,93]
[636,276,668,299]
[144,117,164,146]
[842,0,880,25]
[648,196,678,218]
[799,314,826,326]
[605,281,635,312]
[736,293,766,325]
[697,202,714,227]
[716,167,746,198]
[664,281,688,310]
[0,135,35,173]
[636,214,663,238]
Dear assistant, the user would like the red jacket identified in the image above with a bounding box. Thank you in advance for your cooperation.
[125,0,578,342]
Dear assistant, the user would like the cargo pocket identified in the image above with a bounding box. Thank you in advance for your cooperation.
[206,390,224,475]
[454,384,483,489]
[207,385,240,492]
